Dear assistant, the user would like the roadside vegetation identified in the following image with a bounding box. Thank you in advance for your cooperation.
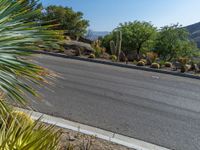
[101,22,200,73]
[26,0,200,74]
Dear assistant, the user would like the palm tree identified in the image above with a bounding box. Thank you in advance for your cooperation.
[0,0,62,149]
[0,0,60,113]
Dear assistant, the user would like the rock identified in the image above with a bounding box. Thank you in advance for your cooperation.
[99,52,110,60]
[64,49,79,56]
[62,40,94,55]
[185,64,191,71]
[68,135,76,141]
[190,63,200,72]
[173,61,181,70]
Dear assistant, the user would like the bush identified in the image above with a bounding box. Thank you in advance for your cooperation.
[110,55,117,62]
[11,111,33,125]
[164,62,172,68]
[146,52,158,63]
[151,63,160,69]
[88,53,95,59]
[92,40,106,58]
[0,113,61,150]
[140,59,147,65]
[137,60,146,66]
[178,57,189,65]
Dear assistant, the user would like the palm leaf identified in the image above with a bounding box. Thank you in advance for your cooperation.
[0,0,62,113]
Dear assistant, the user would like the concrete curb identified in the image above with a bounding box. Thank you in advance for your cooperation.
[31,50,200,80]
[16,108,170,150]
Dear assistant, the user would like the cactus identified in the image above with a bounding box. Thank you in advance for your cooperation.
[151,63,160,69]
[109,31,122,61]
[110,40,116,55]
[137,61,146,66]
[110,55,117,62]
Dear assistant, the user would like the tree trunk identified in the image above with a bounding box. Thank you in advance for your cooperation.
[136,45,141,61]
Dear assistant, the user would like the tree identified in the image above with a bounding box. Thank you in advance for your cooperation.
[155,24,198,61]
[117,21,157,59]
[42,5,89,40]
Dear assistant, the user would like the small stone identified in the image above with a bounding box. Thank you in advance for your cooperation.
[68,135,76,141]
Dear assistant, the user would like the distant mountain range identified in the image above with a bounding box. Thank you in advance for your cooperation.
[85,30,109,41]
[186,22,200,48]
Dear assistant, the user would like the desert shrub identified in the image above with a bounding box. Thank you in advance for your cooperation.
[178,57,189,65]
[88,53,95,59]
[151,63,160,69]
[10,111,34,125]
[146,52,158,63]
[137,61,146,66]
[110,55,117,62]
[92,40,105,58]
[158,60,166,68]
[140,59,147,65]
[165,62,172,68]
[0,115,61,150]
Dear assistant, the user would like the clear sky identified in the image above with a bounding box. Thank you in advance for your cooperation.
[40,0,200,31]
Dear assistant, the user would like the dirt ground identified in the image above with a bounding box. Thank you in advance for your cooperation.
[58,127,134,150]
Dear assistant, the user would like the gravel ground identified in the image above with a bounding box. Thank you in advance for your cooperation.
[57,127,134,150]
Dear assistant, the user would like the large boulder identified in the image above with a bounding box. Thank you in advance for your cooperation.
[62,40,94,56]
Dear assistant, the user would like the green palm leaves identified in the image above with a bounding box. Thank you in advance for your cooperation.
[0,0,63,149]
[0,0,60,111]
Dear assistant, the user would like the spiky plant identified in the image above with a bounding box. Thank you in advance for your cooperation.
[0,116,61,150]
[0,0,61,113]
[0,0,63,149]
[109,31,122,61]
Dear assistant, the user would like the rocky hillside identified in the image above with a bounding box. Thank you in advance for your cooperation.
[186,22,200,48]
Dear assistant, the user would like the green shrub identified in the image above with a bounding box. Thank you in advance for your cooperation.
[137,61,146,66]
[140,59,147,65]
[110,55,117,62]
[178,57,189,65]
[11,111,34,125]
[88,53,95,59]
[0,114,61,150]
[151,63,160,69]
[92,40,105,58]
[164,62,172,68]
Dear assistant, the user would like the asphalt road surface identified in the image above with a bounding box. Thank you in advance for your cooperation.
[30,54,200,150]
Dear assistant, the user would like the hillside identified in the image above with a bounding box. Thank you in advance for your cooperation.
[186,22,200,48]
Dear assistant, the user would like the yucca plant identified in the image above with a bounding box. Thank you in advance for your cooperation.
[0,0,63,149]
[0,115,61,150]
[0,0,61,113]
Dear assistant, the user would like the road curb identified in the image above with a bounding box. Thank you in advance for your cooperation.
[16,108,170,150]
[31,50,200,80]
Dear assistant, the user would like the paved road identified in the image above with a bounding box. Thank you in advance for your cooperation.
[31,54,200,150]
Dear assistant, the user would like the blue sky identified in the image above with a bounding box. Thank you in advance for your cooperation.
[40,0,200,31]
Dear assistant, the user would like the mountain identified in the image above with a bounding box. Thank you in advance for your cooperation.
[186,22,200,48]
[85,30,110,41]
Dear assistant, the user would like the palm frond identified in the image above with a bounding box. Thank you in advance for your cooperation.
[0,0,61,111]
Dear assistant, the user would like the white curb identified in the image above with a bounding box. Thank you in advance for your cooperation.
[16,108,170,150]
